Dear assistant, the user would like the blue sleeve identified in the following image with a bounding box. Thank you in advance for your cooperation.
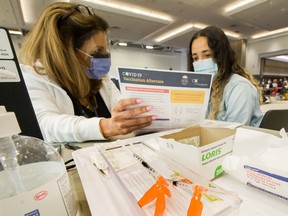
[223,83,255,125]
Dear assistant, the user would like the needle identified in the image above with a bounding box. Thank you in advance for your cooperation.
[133,152,225,195]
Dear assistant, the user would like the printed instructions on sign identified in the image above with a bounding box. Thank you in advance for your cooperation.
[117,67,212,134]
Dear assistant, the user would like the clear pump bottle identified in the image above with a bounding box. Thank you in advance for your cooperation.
[0,106,79,215]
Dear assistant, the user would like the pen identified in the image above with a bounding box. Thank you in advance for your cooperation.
[64,143,82,151]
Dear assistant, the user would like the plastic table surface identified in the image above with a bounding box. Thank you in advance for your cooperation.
[72,131,288,216]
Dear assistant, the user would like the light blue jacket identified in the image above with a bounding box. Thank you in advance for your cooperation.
[208,74,263,127]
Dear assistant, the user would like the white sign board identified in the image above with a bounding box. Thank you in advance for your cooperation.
[0,28,20,82]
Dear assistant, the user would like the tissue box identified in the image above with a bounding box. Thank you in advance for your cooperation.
[223,127,288,201]
[243,164,288,200]
[159,125,236,180]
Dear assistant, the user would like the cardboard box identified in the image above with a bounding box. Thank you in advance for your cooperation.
[159,125,236,180]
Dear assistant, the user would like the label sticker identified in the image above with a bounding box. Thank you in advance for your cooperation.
[0,60,20,82]
[24,209,40,216]
[0,29,14,59]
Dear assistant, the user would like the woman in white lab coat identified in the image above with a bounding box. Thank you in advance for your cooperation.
[19,2,155,143]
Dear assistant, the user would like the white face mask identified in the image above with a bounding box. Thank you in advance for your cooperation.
[193,58,218,78]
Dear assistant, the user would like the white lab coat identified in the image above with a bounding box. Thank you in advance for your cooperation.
[20,63,120,143]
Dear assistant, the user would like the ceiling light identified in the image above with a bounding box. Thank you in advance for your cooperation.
[154,23,196,43]
[224,30,242,39]
[8,30,23,35]
[118,42,128,46]
[267,55,288,63]
[145,45,154,50]
[274,56,288,62]
[251,27,288,39]
[275,55,288,60]
[154,22,241,42]
[225,0,268,16]
[82,0,172,24]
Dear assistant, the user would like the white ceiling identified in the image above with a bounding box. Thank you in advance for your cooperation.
[1,0,288,52]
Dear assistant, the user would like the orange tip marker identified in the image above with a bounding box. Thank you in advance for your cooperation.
[138,176,171,216]
[187,185,203,216]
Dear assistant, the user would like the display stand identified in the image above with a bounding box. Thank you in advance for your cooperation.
[0,27,42,139]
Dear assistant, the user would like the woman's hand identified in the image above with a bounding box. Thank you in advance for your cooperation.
[99,98,155,138]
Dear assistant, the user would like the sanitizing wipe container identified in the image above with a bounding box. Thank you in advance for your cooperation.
[0,106,79,216]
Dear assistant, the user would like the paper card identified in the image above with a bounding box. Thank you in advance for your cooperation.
[117,67,212,134]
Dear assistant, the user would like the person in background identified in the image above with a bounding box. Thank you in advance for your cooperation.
[278,79,283,88]
[272,79,278,94]
[266,79,273,90]
[19,2,155,143]
[189,26,263,127]
[283,78,288,87]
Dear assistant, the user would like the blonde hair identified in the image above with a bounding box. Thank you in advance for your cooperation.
[19,2,109,99]
[189,26,261,119]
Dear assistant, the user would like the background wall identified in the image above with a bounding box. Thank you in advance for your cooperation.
[230,39,247,67]
[261,58,288,77]
[10,33,288,79]
[10,34,22,54]
[11,35,188,77]
[109,46,188,78]
[246,34,288,76]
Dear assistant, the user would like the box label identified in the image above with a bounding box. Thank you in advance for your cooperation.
[214,165,224,178]
[244,165,288,200]
[200,141,233,166]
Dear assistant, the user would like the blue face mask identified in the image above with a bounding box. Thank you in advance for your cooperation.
[77,49,111,80]
[86,57,111,80]
[193,58,218,78]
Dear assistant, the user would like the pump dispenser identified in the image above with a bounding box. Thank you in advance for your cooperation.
[0,106,79,215]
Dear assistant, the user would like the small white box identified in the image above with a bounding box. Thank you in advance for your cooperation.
[159,125,236,180]
[223,127,288,201]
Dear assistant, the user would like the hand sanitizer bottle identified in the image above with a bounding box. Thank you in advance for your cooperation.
[0,106,79,215]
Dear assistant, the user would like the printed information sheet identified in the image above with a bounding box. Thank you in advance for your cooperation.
[117,67,212,134]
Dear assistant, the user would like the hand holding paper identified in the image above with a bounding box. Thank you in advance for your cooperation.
[117,67,212,135]
[100,98,155,138]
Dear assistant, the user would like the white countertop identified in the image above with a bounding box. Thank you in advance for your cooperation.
[72,130,288,216]
[260,100,288,113]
